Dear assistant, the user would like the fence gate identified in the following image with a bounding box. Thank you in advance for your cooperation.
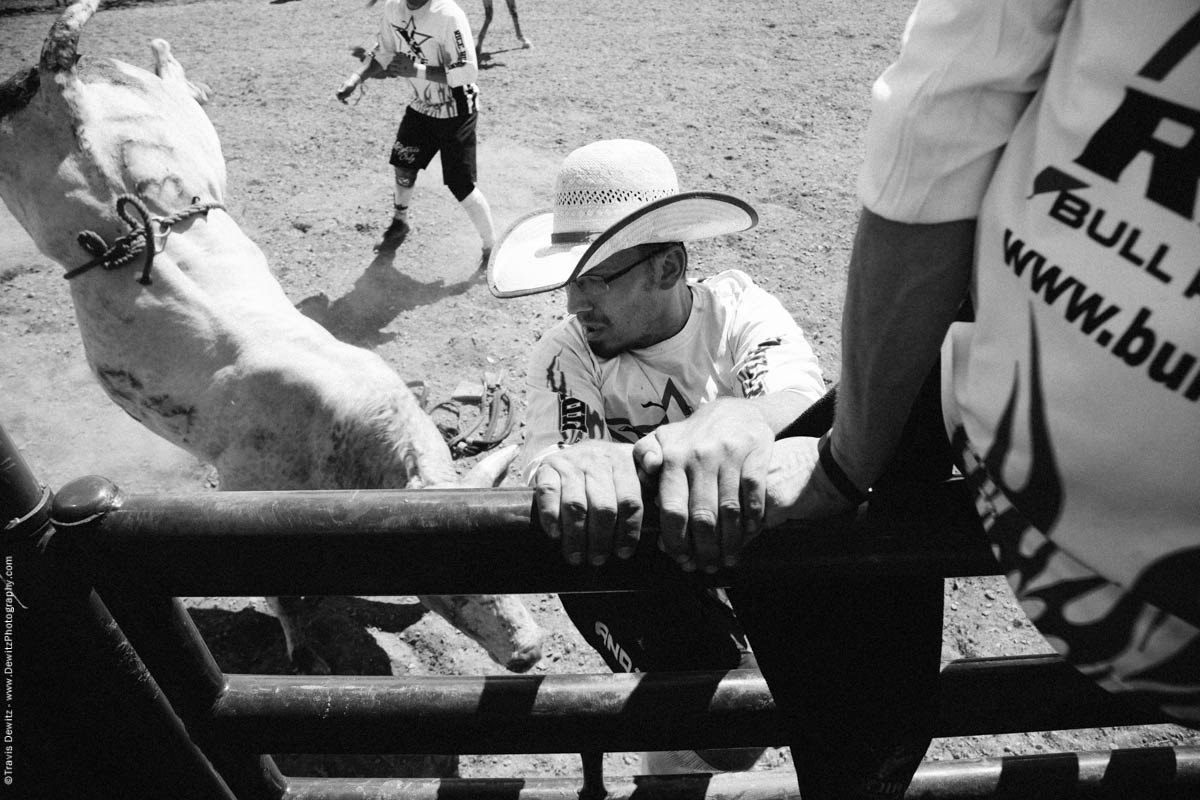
[2,419,1197,799]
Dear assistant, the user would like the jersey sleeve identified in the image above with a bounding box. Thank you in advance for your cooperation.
[859,0,1069,222]
[441,4,479,87]
[724,273,826,405]
[520,325,610,483]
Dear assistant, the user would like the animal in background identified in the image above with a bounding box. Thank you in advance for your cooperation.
[0,0,543,676]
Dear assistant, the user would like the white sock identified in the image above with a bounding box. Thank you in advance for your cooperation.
[459,188,496,250]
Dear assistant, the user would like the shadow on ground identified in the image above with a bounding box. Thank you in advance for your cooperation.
[296,251,482,346]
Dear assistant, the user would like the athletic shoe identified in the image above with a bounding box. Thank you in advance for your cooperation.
[374,218,410,252]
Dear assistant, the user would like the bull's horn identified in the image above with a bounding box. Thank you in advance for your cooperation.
[39,0,101,73]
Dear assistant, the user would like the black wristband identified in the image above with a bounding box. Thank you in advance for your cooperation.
[817,432,869,505]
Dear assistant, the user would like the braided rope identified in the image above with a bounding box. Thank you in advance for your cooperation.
[64,194,225,285]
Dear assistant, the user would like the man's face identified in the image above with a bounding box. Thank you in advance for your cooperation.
[566,245,673,358]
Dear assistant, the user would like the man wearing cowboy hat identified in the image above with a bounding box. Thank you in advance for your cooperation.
[489,139,826,773]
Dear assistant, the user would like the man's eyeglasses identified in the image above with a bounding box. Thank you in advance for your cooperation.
[571,246,670,295]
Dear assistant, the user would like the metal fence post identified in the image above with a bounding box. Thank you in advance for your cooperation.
[0,420,238,800]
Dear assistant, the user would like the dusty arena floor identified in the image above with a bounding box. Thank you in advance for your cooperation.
[2,0,1197,782]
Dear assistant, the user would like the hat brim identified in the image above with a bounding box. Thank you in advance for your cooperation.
[487,192,758,298]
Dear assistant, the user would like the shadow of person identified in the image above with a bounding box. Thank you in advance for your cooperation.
[296,252,484,347]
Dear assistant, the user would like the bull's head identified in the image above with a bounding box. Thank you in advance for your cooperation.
[0,0,220,271]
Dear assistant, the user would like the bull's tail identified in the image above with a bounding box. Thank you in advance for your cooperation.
[40,0,101,73]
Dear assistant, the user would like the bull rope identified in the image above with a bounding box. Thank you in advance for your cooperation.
[64,193,224,285]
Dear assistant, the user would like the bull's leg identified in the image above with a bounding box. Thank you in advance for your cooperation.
[418,594,542,673]
[266,595,332,675]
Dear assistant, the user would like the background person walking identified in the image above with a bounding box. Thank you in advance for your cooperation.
[338,0,497,265]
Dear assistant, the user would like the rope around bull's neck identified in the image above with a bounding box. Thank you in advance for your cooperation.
[64,194,225,285]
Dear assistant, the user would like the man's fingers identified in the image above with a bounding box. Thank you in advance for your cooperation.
[632,434,664,478]
[716,460,744,569]
[584,468,617,566]
[655,454,691,564]
[687,460,723,573]
[738,443,770,552]
[611,459,645,559]
[533,465,564,539]
[556,464,589,566]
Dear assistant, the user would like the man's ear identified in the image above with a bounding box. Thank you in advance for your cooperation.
[656,244,687,287]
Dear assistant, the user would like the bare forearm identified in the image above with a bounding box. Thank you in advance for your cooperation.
[832,208,975,490]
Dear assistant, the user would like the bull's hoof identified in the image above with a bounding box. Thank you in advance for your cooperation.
[288,645,332,675]
[504,641,543,674]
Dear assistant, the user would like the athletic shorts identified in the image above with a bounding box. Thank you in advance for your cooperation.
[559,585,757,675]
[389,107,478,190]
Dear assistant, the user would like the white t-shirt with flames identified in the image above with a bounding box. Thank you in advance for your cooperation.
[374,0,479,119]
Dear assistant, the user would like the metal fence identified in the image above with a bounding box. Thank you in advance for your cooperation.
[3,419,1197,800]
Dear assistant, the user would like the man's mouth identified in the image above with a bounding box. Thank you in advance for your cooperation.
[579,318,607,337]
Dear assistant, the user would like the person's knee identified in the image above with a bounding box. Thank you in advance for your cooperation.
[393,167,418,188]
[448,177,476,202]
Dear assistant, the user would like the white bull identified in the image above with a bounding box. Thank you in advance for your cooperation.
[0,0,542,675]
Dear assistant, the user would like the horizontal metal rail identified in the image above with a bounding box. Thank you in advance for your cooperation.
[207,656,1166,755]
[281,746,1200,800]
[49,476,997,596]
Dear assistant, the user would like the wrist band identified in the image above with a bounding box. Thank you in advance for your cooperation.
[818,432,869,505]
[414,64,427,80]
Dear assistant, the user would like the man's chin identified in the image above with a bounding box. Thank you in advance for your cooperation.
[586,338,621,359]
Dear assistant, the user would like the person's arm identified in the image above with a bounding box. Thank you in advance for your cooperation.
[523,331,645,567]
[770,211,975,521]
[336,56,385,102]
[769,0,1067,519]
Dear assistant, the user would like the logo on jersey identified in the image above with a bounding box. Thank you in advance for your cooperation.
[737,338,782,398]
[605,378,694,443]
[547,352,603,444]
[393,17,432,61]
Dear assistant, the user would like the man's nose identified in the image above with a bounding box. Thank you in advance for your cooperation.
[566,285,591,314]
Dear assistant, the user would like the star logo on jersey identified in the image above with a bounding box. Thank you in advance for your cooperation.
[393,17,432,60]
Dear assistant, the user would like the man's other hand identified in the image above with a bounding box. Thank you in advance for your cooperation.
[633,398,774,573]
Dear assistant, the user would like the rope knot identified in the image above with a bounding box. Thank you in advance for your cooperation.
[64,194,225,285]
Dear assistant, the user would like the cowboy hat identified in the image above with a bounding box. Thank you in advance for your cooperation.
[487,139,758,298]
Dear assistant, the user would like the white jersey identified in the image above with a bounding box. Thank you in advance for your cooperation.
[374,0,479,119]
[862,0,1199,716]
[522,270,825,480]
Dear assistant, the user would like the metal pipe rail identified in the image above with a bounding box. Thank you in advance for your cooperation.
[48,474,998,596]
[6,425,1194,800]
[207,656,1163,755]
[282,746,1200,800]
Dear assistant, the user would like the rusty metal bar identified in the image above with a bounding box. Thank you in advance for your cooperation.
[280,746,1200,800]
[205,656,1166,755]
[47,476,996,597]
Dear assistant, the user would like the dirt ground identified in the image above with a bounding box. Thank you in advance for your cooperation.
[2,0,1197,785]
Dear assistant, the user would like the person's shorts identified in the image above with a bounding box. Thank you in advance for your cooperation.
[559,585,756,674]
[389,107,478,190]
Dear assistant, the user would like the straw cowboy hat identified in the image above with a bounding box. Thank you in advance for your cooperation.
[487,139,758,297]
